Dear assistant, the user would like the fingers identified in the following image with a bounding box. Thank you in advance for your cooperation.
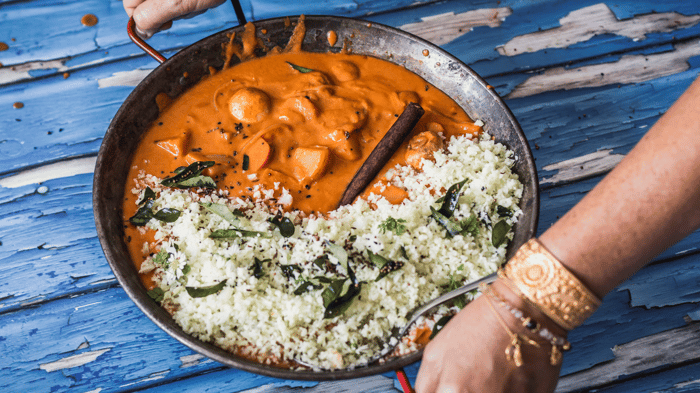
[415,343,439,393]
[123,0,226,39]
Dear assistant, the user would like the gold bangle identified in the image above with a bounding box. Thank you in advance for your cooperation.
[502,238,601,331]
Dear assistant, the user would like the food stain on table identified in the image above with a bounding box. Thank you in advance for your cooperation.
[81,14,98,27]
[327,30,338,46]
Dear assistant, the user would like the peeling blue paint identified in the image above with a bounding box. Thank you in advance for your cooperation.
[3,0,700,392]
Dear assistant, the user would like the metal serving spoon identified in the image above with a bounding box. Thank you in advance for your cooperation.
[362,271,497,365]
[295,271,497,370]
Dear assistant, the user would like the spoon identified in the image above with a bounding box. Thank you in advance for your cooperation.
[362,271,497,365]
[294,271,497,370]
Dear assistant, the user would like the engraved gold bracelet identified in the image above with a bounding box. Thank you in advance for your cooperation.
[501,238,601,331]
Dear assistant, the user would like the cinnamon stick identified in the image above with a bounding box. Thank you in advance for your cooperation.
[338,102,424,207]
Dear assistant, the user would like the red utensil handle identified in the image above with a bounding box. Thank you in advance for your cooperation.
[127,17,166,63]
[396,368,415,393]
[126,0,247,63]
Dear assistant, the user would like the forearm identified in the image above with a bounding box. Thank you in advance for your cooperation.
[539,76,700,298]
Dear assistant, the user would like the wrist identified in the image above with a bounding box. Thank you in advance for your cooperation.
[501,238,601,331]
[491,278,568,339]
[481,279,571,367]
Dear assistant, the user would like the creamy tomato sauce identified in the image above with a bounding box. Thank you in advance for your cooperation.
[123,46,482,286]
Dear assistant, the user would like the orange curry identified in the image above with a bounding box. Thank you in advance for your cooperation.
[123,38,482,286]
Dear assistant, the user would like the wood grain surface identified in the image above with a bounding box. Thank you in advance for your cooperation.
[2,0,700,392]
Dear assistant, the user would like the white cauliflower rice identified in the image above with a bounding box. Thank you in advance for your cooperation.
[132,132,523,369]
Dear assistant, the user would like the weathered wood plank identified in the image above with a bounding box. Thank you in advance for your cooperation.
[371,0,700,78]
[557,323,700,392]
[0,286,401,393]
[4,0,700,87]
[564,360,700,393]
[4,1,700,392]
[0,58,141,175]
[0,173,115,312]
[245,0,433,21]
[0,0,239,69]
[497,3,700,57]
[560,281,700,377]
[505,38,700,99]
[0,0,435,86]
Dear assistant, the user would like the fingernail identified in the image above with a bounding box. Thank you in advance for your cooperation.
[135,26,155,40]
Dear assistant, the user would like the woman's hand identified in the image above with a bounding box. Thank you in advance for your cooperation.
[415,281,563,393]
[124,0,226,39]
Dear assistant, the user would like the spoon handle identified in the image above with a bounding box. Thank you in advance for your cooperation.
[405,272,497,328]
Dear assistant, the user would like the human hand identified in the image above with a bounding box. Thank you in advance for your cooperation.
[415,280,564,393]
[124,0,227,39]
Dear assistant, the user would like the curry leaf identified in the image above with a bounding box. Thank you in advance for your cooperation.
[324,281,362,319]
[314,276,335,284]
[321,279,348,308]
[138,187,156,205]
[185,280,227,298]
[438,179,468,218]
[313,255,329,270]
[147,287,165,303]
[153,208,181,223]
[325,241,348,271]
[129,200,155,226]
[174,175,217,189]
[370,252,404,281]
[210,228,270,239]
[294,280,323,295]
[496,205,513,218]
[430,206,462,237]
[280,264,302,279]
[270,215,295,237]
[368,251,388,268]
[250,258,267,279]
[492,220,511,248]
[429,314,454,339]
[210,229,240,240]
[160,161,216,188]
[399,245,409,260]
[200,202,240,224]
[286,61,314,73]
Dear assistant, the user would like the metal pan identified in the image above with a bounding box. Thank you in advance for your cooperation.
[93,15,538,381]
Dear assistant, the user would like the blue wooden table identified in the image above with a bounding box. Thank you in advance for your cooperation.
[3,1,700,392]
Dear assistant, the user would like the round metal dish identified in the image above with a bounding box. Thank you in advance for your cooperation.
[93,15,538,381]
